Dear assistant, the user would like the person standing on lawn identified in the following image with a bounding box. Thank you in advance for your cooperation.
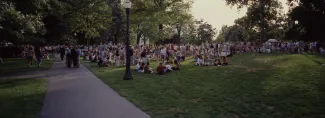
[26,46,35,67]
[34,46,43,68]
[59,46,65,60]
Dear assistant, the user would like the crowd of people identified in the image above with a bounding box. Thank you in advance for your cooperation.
[14,40,324,71]
[21,45,50,67]
[82,40,324,74]
[84,43,234,75]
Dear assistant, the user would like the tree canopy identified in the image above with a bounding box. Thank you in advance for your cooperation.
[2,0,323,45]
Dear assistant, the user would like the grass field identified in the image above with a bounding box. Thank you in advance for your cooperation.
[0,78,47,118]
[0,56,54,76]
[0,56,53,118]
[84,53,325,118]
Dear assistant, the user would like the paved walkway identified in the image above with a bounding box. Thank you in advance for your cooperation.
[40,55,150,118]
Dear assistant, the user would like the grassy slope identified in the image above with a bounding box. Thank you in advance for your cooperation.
[84,53,325,118]
[0,79,47,118]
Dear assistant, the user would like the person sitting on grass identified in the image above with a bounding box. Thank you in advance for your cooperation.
[97,58,104,67]
[214,57,222,66]
[165,62,173,72]
[101,57,109,67]
[91,55,98,63]
[156,62,166,75]
[88,53,93,60]
[195,55,203,66]
[203,54,212,66]
[144,62,153,74]
[172,59,180,70]
[138,63,145,73]
[181,52,185,61]
[320,47,325,54]
[135,62,141,72]
[222,56,228,66]
[84,53,89,60]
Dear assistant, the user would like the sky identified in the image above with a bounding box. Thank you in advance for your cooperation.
[191,0,289,32]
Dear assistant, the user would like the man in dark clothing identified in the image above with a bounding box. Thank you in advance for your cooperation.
[34,46,43,68]
[70,48,80,67]
[59,46,65,60]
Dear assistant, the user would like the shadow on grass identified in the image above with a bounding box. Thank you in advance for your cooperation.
[304,54,325,65]
[0,78,46,118]
[0,93,45,118]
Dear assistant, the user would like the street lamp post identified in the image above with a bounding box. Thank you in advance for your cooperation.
[123,0,133,80]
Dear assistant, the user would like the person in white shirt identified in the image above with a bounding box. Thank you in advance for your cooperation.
[190,45,194,56]
[320,47,325,54]
[165,62,173,72]
[309,42,313,53]
[161,48,166,60]
[195,55,203,66]
[99,43,105,59]
[135,62,141,72]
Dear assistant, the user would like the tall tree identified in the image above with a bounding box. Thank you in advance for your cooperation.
[287,0,325,41]
[0,0,48,44]
[169,0,192,44]
[107,0,122,44]
[216,25,229,43]
[223,0,278,43]
[196,20,217,43]
[229,0,283,42]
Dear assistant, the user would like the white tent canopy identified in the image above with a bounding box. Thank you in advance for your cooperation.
[267,39,278,43]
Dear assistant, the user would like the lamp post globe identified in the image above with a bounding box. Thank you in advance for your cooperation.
[125,0,132,9]
[295,20,299,24]
[123,0,133,80]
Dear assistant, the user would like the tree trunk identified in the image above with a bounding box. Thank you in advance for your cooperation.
[159,24,163,40]
[177,27,181,44]
[136,31,142,44]
[260,0,265,43]
[108,0,122,45]
[143,36,147,45]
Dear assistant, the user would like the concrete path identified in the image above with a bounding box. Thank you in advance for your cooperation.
[40,55,150,118]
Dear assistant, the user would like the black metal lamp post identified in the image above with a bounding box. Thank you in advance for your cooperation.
[123,0,133,80]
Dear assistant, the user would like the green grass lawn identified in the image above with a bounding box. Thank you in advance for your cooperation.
[0,56,54,76]
[84,53,325,118]
[0,78,47,118]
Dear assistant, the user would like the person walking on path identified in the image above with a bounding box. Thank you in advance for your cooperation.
[59,46,65,60]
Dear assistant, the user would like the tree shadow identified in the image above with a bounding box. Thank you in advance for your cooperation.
[0,78,46,118]
[304,54,325,65]
[0,93,45,118]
